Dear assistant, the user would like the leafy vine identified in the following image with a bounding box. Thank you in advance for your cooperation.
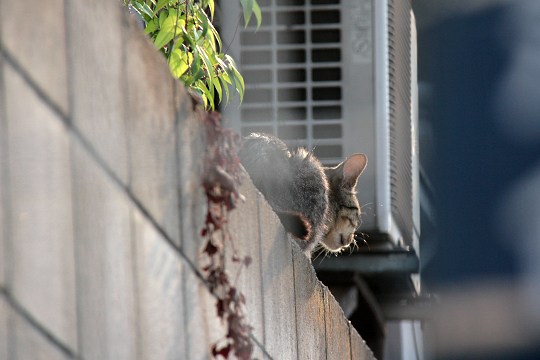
[124,0,261,109]
[200,110,254,360]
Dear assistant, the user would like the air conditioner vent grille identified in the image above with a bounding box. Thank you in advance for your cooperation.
[388,0,413,244]
[238,0,345,164]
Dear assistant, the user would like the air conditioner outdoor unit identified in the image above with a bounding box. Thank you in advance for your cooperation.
[220,0,420,252]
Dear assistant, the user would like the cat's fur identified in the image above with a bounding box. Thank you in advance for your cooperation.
[239,133,367,256]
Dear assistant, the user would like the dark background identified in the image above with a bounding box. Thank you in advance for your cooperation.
[414,1,540,359]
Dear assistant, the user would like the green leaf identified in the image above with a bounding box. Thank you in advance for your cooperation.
[154,28,174,50]
[144,18,158,34]
[158,9,167,28]
[188,48,204,83]
[252,0,262,28]
[210,23,222,51]
[181,26,196,48]
[191,22,203,42]
[199,6,210,38]
[188,69,205,84]
[194,81,213,109]
[191,86,208,108]
[225,55,244,91]
[207,0,215,20]
[227,57,245,102]
[197,45,214,91]
[132,1,154,20]
[240,0,254,27]
[154,12,185,50]
[221,70,232,85]
[240,0,262,28]
[214,72,223,104]
[191,46,200,74]
[198,81,215,109]
[220,76,230,103]
[152,0,170,16]
[233,72,245,102]
[217,57,233,84]
[201,15,221,52]
[169,49,191,78]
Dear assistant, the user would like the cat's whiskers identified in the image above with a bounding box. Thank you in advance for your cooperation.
[359,202,375,217]
[312,244,326,263]
[350,237,358,254]
[355,232,371,251]
[334,246,345,256]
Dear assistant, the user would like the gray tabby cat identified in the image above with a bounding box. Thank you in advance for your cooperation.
[239,133,367,256]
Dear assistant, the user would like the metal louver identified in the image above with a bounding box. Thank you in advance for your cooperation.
[388,0,415,247]
[222,0,346,164]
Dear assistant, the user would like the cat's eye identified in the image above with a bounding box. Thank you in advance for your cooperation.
[341,205,359,215]
[341,215,357,227]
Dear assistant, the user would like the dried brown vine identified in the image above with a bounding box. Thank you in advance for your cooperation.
[200,110,255,360]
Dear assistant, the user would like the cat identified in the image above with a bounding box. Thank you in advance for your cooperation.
[239,132,367,256]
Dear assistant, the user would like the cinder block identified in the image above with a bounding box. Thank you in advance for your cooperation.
[4,66,77,350]
[0,66,5,288]
[71,144,137,360]
[350,326,376,360]
[66,1,129,183]
[325,287,352,360]
[124,19,181,246]
[226,180,265,359]
[133,208,186,359]
[0,0,68,113]
[182,269,226,360]
[292,245,327,360]
[0,159,4,288]
[168,89,225,358]
[258,194,298,359]
[11,307,72,360]
[175,95,207,258]
[0,297,8,360]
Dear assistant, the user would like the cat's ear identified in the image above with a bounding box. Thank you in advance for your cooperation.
[341,153,367,190]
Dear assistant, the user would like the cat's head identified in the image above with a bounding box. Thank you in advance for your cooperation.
[322,153,367,252]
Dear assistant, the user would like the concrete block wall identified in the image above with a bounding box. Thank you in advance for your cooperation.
[0,0,375,359]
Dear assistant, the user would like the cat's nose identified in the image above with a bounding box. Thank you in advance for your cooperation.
[339,234,346,246]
